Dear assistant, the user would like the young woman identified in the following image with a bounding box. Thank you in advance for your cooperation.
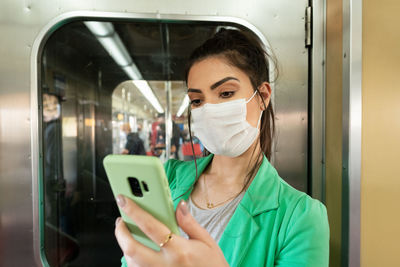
[115,29,329,267]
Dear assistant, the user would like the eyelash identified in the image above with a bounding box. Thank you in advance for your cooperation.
[190,91,235,107]
[220,91,235,98]
[190,99,202,107]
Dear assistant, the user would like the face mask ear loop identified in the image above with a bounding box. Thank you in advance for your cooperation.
[256,110,263,130]
[245,90,258,104]
[246,90,263,130]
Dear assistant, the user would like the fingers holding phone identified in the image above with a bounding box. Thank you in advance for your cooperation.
[115,195,229,267]
[104,155,229,266]
[103,155,180,250]
[114,215,157,266]
[116,195,174,248]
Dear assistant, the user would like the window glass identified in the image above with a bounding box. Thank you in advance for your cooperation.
[40,19,253,266]
[111,80,197,162]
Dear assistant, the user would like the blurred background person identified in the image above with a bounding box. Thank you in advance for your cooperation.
[121,123,146,155]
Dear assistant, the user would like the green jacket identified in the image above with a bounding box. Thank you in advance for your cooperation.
[122,154,329,266]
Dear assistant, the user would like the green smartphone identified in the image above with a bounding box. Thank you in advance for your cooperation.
[103,154,179,251]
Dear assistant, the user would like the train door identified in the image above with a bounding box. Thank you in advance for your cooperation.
[36,3,316,267]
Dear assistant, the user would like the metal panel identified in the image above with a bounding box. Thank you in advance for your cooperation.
[0,0,315,266]
[0,2,37,267]
[342,0,362,266]
[265,1,310,192]
[311,0,327,201]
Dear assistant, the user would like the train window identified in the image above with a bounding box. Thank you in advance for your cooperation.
[111,80,192,162]
[39,19,258,266]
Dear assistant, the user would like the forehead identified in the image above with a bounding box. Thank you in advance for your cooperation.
[187,57,249,88]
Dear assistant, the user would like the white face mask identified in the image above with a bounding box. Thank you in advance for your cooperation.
[191,91,262,157]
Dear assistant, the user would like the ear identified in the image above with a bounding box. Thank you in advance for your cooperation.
[257,82,272,111]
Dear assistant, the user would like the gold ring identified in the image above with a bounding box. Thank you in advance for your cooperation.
[159,232,173,248]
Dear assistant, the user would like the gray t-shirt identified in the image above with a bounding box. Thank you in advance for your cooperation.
[179,191,245,243]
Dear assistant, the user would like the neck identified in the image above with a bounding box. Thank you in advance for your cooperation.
[206,141,262,186]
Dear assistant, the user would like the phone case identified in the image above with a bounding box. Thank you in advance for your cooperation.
[103,155,179,251]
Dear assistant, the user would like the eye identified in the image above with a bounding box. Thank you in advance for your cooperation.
[190,99,202,107]
[220,91,235,98]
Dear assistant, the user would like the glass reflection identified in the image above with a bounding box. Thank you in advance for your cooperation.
[111,81,201,163]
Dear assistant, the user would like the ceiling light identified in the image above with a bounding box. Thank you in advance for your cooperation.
[176,95,189,117]
[85,21,132,66]
[85,21,164,114]
[84,21,114,37]
[122,64,142,80]
[96,35,132,66]
[132,81,164,113]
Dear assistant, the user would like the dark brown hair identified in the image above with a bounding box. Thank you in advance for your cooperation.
[184,28,276,196]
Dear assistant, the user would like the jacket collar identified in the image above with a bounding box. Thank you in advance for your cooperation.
[172,154,280,215]
[171,154,281,265]
[240,154,280,216]
[172,154,213,208]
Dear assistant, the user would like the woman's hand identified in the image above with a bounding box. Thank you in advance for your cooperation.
[115,195,229,267]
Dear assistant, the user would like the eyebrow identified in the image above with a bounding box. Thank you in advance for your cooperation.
[211,76,240,89]
[187,76,240,93]
[187,88,202,93]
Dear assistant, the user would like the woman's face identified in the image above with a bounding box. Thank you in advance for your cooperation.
[187,56,270,128]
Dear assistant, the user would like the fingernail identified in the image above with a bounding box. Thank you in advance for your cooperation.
[179,200,188,216]
[115,217,121,226]
[116,195,126,208]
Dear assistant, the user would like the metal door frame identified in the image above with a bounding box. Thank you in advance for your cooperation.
[311,0,326,202]
[342,0,362,266]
